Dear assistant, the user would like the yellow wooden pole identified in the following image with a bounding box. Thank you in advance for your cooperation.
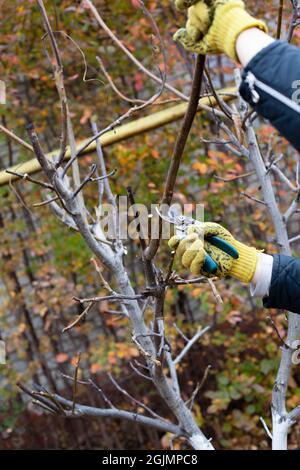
[0,87,236,186]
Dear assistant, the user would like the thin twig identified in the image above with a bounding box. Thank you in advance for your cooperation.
[72,164,97,198]
[173,323,189,343]
[267,316,290,349]
[17,383,59,414]
[72,352,81,414]
[5,170,54,190]
[62,301,95,332]
[91,257,113,292]
[214,170,255,183]
[0,123,34,153]
[207,278,223,305]
[164,251,176,283]
[174,326,211,366]
[96,56,145,104]
[89,379,116,409]
[33,390,66,416]
[129,361,153,381]
[260,416,273,440]
[186,365,211,410]
[174,276,208,285]
[204,66,232,120]
[276,0,284,39]
[73,294,145,304]
[132,335,161,367]
[33,196,59,207]
[108,373,168,422]
[32,400,57,415]
[240,191,267,206]
[61,373,90,386]
[289,233,300,244]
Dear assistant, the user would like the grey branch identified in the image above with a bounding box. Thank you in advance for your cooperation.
[174,326,211,366]
[39,391,184,437]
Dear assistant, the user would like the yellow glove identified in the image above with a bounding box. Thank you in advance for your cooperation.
[168,223,259,283]
[173,0,268,62]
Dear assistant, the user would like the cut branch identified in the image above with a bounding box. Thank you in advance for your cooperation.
[145,54,206,260]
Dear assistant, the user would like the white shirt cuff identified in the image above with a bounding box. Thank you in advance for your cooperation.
[250,253,273,298]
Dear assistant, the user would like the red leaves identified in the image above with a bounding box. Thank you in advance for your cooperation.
[80,108,92,125]
[133,72,143,92]
[192,162,208,175]
[131,0,141,8]
[55,353,68,364]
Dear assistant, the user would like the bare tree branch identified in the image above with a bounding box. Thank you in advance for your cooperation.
[145,54,206,260]
[173,326,211,366]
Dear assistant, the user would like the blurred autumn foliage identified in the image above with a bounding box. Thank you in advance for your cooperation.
[0,0,300,450]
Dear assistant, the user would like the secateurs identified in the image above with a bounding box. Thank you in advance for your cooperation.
[156,207,239,274]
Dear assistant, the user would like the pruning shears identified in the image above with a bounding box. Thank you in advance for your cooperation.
[157,207,239,274]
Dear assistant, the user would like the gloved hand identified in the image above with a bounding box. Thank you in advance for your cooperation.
[168,222,259,283]
[173,0,268,62]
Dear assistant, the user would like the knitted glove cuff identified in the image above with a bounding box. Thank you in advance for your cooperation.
[229,240,259,283]
[211,3,268,61]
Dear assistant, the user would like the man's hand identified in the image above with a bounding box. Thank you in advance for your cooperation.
[168,222,259,283]
[173,0,268,62]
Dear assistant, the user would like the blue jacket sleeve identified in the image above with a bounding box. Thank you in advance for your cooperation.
[263,255,300,314]
[239,40,300,152]
[239,42,300,314]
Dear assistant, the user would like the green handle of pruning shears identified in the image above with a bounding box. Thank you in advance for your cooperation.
[207,235,239,260]
[203,236,239,274]
[203,255,218,274]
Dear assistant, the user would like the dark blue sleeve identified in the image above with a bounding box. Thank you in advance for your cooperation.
[239,40,300,152]
[263,255,300,314]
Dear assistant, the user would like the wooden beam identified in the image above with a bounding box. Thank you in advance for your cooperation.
[0,87,236,186]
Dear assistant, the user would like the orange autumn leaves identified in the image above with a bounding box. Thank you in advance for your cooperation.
[90,343,139,374]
